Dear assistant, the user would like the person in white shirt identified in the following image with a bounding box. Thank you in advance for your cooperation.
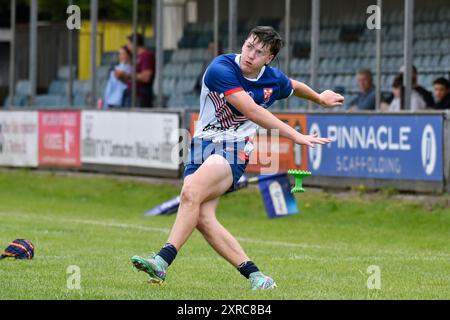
[103,46,133,108]
[382,74,426,112]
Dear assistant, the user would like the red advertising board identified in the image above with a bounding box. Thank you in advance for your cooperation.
[189,112,308,174]
[38,111,81,167]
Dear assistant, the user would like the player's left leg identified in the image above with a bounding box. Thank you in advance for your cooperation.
[196,197,277,290]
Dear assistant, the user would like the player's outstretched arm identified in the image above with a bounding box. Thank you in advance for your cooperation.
[225,91,332,148]
[290,79,344,108]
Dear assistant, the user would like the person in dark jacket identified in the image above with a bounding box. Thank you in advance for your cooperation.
[432,77,450,110]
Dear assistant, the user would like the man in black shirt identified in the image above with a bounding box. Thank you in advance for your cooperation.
[432,77,450,110]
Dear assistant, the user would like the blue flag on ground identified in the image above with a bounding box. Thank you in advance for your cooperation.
[258,173,299,219]
[144,196,180,216]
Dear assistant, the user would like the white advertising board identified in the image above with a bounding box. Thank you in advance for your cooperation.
[81,111,180,170]
[0,111,38,167]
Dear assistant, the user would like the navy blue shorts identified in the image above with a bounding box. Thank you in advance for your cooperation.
[184,138,253,191]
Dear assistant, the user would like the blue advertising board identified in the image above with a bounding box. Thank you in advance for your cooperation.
[307,114,443,181]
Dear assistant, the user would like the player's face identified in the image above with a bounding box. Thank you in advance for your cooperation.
[240,35,274,78]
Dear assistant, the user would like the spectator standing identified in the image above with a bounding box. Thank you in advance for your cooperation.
[103,46,133,108]
[116,33,156,108]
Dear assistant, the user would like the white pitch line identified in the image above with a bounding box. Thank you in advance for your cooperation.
[235,237,330,250]
[1,211,449,259]
[272,255,450,262]
[0,211,339,251]
[0,211,170,234]
[70,218,171,234]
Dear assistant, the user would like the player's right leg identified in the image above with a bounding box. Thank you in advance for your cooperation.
[132,154,234,284]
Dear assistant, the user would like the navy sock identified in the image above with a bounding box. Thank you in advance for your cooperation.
[157,243,178,266]
[237,261,260,279]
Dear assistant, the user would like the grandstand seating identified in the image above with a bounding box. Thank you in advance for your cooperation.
[3,94,27,108]
[159,9,450,110]
[119,9,450,108]
[2,80,30,108]
[3,6,449,110]
[57,65,77,81]
[284,8,448,109]
[34,94,68,108]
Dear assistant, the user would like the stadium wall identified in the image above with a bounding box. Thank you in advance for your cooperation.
[0,108,449,193]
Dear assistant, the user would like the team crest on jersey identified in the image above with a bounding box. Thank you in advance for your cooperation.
[263,88,273,102]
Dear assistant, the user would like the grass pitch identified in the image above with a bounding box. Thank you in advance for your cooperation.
[0,170,449,300]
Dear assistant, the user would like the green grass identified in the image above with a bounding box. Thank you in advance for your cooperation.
[0,169,449,300]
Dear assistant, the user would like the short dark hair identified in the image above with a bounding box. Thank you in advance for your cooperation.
[433,77,450,89]
[247,26,283,58]
[357,69,373,80]
[127,33,145,47]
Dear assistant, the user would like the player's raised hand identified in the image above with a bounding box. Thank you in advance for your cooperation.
[319,90,345,108]
[294,132,333,148]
